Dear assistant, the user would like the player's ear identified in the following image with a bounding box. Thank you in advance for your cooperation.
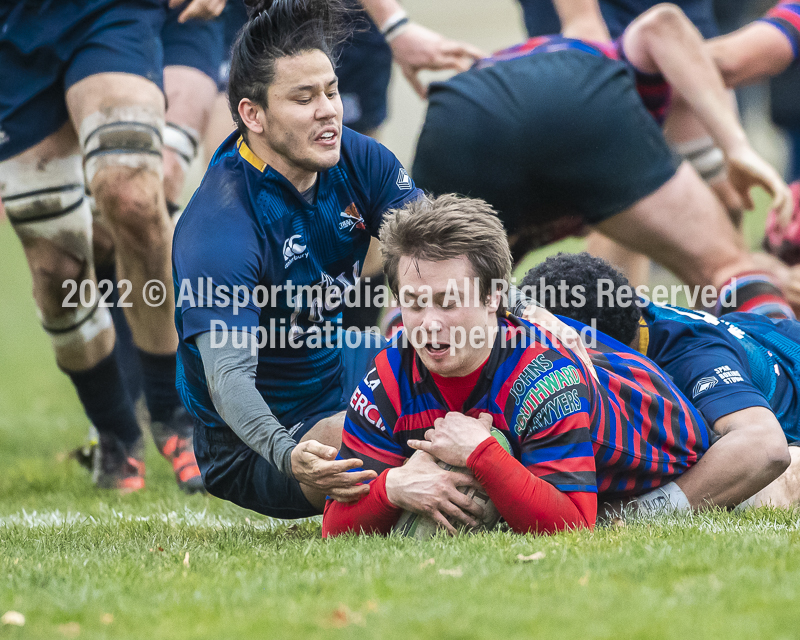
[238,98,265,135]
[486,287,502,314]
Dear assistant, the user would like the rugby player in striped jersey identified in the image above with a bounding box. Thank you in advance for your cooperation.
[322,195,715,537]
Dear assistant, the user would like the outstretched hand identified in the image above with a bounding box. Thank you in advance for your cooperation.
[728,145,793,228]
[388,23,485,98]
[290,440,377,503]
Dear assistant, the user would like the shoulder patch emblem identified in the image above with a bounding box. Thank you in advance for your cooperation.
[396,167,412,190]
[693,376,718,398]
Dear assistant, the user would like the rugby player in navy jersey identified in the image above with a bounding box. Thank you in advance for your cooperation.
[411,21,800,320]
[172,0,433,518]
[322,195,714,537]
[0,0,204,492]
[525,252,800,509]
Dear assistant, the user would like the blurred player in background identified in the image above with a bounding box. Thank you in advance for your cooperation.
[0,0,202,493]
[322,195,715,537]
[525,252,797,511]
[412,15,798,321]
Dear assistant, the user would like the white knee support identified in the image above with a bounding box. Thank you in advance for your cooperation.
[79,106,164,185]
[673,136,726,183]
[0,153,110,343]
[164,122,200,174]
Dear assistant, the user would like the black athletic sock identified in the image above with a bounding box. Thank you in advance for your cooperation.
[137,349,181,423]
[62,347,141,445]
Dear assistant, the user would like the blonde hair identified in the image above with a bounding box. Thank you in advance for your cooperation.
[379,194,512,303]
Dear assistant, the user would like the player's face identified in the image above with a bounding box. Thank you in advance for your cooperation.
[262,50,343,175]
[397,255,500,378]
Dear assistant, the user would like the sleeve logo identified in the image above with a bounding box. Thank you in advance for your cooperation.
[692,376,718,398]
[396,168,412,190]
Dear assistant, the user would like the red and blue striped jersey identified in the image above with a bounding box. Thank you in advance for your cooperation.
[760,1,800,59]
[339,316,712,501]
[475,34,672,126]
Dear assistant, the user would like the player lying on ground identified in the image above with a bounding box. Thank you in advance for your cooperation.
[525,252,799,509]
[322,195,716,537]
[0,0,202,492]
[173,0,426,518]
[411,14,798,319]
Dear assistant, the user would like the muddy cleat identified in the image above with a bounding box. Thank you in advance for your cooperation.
[150,407,204,494]
[764,180,800,266]
[93,434,145,493]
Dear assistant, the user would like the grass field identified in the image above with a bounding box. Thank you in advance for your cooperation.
[4,193,800,639]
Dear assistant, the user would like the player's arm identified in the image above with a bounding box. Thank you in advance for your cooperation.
[323,360,484,537]
[175,210,369,498]
[669,406,789,510]
[707,3,799,88]
[356,0,485,98]
[550,0,611,41]
[637,333,790,511]
[621,4,792,221]
[409,411,596,534]
[194,333,374,501]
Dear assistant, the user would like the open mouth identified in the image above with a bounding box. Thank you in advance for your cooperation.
[315,129,338,145]
[425,342,450,357]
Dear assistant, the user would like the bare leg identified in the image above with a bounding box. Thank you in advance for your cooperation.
[66,72,176,355]
[595,162,753,291]
[162,65,218,206]
[743,447,800,508]
[586,232,650,290]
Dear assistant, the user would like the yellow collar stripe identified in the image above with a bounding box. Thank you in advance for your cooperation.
[237,136,267,172]
[637,317,649,355]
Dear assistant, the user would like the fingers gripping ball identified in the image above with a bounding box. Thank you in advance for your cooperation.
[393,428,511,539]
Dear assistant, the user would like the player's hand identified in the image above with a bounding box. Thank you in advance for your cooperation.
[290,440,377,503]
[170,0,226,23]
[385,450,484,534]
[522,305,599,381]
[408,412,493,468]
[727,145,793,228]
[388,23,486,98]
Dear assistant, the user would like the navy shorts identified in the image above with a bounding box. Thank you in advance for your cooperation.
[517,0,718,39]
[336,11,393,134]
[0,0,165,161]
[194,331,387,519]
[162,5,224,83]
[216,0,249,90]
[412,50,677,259]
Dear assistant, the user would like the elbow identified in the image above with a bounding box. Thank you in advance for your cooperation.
[764,435,791,479]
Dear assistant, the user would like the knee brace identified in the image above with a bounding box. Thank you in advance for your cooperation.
[164,122,200,175]
[672,136,726,183]
[0,154,112,346]
[79,106,164,185]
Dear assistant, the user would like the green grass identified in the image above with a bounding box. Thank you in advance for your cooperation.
[0,193,792,639]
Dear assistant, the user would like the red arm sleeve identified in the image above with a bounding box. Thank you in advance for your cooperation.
[322,471,402,538]
[467,438,597,534]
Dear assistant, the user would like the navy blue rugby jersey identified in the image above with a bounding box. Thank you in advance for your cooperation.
[569,301,800,441]
[636,302,800,441]
[173,128,421,426]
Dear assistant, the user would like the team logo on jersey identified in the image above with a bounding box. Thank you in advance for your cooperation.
[396,167,412,190]
[0,127,8,147]
[339,203,366,231]
[283,234,308,268]
[693,376,718,398]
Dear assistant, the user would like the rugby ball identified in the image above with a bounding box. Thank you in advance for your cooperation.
[392,427,512,539]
